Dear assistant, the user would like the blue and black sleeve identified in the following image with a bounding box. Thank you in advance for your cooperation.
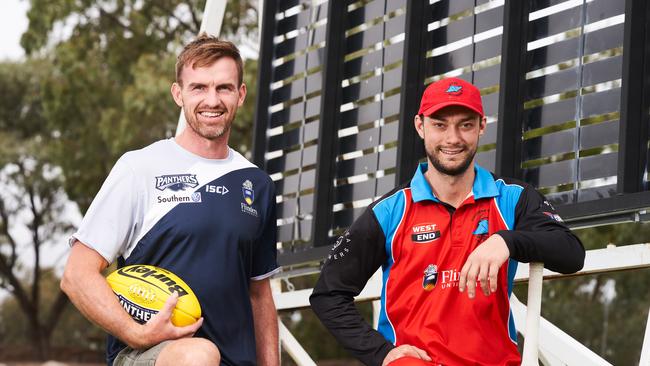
[497,183,585,274]
[310,207,394,366]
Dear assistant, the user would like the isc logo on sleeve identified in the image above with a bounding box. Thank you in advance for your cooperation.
[411,223,441,243]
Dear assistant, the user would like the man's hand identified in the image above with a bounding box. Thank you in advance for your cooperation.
[130,292,203,349]
[382,345,431,366]
[459,234,510,299]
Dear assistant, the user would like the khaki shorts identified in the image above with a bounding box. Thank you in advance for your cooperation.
[113,341,171,366]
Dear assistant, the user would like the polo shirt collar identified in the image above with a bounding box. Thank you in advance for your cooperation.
[410,162,499,202]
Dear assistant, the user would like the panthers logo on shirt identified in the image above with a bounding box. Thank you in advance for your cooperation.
[155,174,199,191]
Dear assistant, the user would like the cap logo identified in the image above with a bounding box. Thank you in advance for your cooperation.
[445,84,462,95]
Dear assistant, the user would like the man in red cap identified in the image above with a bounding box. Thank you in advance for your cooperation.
[310,77,585,365]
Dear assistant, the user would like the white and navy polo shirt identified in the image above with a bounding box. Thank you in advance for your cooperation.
[72,138,279,366]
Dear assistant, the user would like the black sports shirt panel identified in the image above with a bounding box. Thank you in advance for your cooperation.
[310,207,394,366]
[497,182,585,274]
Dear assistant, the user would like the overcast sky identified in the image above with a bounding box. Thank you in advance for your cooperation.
[1,0,29,61]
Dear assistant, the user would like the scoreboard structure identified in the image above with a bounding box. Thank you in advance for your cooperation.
[252,0,650,266]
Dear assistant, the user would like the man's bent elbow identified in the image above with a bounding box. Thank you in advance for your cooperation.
[554,244,586,274]
[568,249,586,274]
[60,272,70,296]
[309,292,327,320]
[60,265,77,298]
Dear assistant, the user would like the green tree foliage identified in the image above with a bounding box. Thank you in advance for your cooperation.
[0,0,261,360]
[21,0,260,212]
[0,61,46,139]
[0,60,75,360]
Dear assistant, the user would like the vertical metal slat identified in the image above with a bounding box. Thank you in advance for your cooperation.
[311,0,347,247]
[252,0,278,168]
[396,0,427,185]
[495,0,529,179]
[617,0,650,194]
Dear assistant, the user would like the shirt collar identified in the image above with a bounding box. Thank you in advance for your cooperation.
[410,162,499,202]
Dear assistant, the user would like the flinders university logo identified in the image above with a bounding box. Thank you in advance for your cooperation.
[422,264,438,291]
[242,180,255,205]
[155,174,199,191]
[240,180,258,217]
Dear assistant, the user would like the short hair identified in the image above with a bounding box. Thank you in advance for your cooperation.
[175,33,244,86]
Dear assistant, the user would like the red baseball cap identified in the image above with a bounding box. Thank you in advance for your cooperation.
[418,77,484,117]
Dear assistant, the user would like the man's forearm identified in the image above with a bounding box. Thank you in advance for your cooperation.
[498,229,585,273]
[62,243,144,348]
[250,279,279,366]
[63,243,203,349]
[310,292,394,366]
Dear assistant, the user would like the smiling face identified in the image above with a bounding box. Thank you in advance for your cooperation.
[171,57,246,142]
[415,105,486,177]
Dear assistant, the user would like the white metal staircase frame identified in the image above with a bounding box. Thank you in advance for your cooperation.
[273,244,650,366]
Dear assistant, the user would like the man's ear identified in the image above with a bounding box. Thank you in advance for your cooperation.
[171,82,183,107]
[238,83,247,107]
[478,116,487,136]
[414,114,425,139]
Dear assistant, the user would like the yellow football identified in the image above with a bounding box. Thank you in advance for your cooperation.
[106,264,201,326]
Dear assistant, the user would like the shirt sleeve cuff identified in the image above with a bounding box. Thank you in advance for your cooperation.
[251,267,281,281]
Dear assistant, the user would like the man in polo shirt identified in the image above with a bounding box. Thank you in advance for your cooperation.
[61,34,279,366]
[310,77,585,366]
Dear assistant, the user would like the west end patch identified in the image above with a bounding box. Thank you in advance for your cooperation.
[411,223,441,243]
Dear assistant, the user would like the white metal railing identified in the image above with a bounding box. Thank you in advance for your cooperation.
[278,321,317,366]
[274,244,650,366]
[641,305,650,365]
[511,296,611,366]
[521,262,543,366]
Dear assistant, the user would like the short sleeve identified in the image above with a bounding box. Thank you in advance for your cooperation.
[70,154,143,264]
[250,178,279,280]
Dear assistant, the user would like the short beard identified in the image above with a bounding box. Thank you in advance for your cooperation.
[183,109,233,140]
[427,147,476,176]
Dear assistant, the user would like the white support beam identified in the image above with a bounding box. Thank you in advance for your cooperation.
[640,306,650,366]
[276,245,650,310]
[176,0,228,135]
[274,288,312,311]
[521,263,543,366]
[279,320,317,366]
[372,300,381,329]
[511,295,612,366]
[538,349,564,366]
[514,243,650,282]
[274,269,382,310]
[258,0,264,39]
[199,0,227,36]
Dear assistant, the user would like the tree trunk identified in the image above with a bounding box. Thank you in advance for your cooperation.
[27,321,51,361]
